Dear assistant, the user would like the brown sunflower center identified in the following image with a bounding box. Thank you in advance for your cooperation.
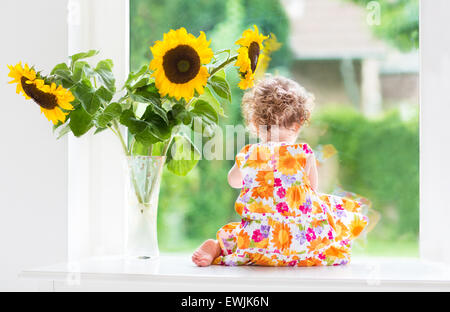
[162,45,201,84]
[21,77,58,110]
[248,42,260,73]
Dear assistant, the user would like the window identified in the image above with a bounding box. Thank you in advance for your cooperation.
[129,0,420,257]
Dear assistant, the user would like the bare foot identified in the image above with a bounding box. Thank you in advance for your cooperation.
[192,239,221,267]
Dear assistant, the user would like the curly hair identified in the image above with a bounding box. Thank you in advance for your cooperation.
[242,75,314,132]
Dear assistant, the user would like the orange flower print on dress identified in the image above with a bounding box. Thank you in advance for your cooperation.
[251,186,273,200]
[246,146,271,169]
[235,202,245,215]
[271,222,292,250]
[252,171,274,199]
[276,146,306,176]
[248,201,273,213]
[325,245,349,260]
[213,142,368,267]
[255,238,269,249]
[335,219,349,241]
[252,254,274,266]
[237,230,250,249]
[255,170,274,187]
[307,237,330,253]
[286,185,306,210]
[298,257,323,267]
[343,198,360,212]
[349,215,368,239]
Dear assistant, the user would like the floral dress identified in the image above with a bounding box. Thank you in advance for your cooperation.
[212,142,368,267]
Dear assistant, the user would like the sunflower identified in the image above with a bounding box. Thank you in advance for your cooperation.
[235,25,268,89]
[7,63,74,124]
[254,33,282,80]
[7,62,36,97]
[149,28,213,101]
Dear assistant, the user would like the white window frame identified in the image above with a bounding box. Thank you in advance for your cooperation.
[66,0,450,265]
[419,0,450,264]
[67,0,130,260]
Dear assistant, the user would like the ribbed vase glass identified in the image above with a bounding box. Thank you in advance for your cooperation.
[125,156,165,259]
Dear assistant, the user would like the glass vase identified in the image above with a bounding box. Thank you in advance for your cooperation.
[125,156,165,259]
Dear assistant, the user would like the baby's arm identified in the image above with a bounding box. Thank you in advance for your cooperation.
[228,163,243,189]
[306,154,318,192]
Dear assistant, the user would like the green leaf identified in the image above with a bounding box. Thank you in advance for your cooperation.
[166,135,200,176]
[190,116,216,138]
[134,127,162,147]
[69,106,93,137]
[94,127,108,135]
[72,61,92,82]
[72,79,100,115]
[139,99,169,126]
[51,62,70,75]
[94,59,116,93]
[129,77,150,91]
[69,50,99,67]
[208,69,231,106]
[140,106,171,140]
[124,65,149,90]
[119,109,147,134]
[54,122,72,139]
[150,141,165,156]
[50,63,73,88]
[191,99,218,123]
[198,85,226,117]
[169,104,191,126]
[96,86,113,103]
[96,102,122,128]
[131,83,161,106]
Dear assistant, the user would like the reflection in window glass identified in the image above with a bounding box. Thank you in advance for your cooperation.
[130,0,419,256]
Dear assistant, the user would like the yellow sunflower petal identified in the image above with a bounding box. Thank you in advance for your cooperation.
[235,25,268,90]
[149,27,213,101]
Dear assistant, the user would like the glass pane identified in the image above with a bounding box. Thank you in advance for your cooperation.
[130,0,419,257]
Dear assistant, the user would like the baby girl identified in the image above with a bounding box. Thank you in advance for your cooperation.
[192,76,368,267]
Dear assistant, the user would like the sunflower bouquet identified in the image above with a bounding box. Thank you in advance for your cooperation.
[7,26,268,176]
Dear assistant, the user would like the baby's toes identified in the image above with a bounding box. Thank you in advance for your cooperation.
[198,259,209,267]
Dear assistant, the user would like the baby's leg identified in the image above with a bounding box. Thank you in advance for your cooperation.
[192,239,221,267]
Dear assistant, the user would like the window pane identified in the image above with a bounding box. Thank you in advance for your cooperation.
[130,0,419,257]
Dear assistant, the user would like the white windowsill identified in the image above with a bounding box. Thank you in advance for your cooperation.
[20,255,450,291]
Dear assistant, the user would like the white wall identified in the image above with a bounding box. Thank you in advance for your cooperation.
[0,0,69,290]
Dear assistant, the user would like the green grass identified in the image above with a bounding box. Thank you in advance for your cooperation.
[352,237,419,258]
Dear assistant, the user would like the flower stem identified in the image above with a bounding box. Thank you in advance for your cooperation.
[143,136,172,203]
[209,55,238,77]
[111,120,130,156]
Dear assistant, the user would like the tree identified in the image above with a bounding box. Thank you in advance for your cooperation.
[348,0,419,52]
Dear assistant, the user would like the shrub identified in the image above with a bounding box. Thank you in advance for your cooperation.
[312,107,419,240]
